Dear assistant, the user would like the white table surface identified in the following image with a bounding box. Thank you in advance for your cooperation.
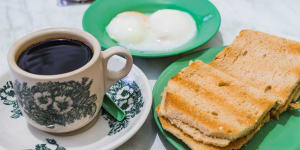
[1,0,300,149]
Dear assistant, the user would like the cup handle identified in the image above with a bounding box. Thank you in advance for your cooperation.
[102,46,133,92]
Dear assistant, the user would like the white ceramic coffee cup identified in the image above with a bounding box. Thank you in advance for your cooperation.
[7,28,133,133]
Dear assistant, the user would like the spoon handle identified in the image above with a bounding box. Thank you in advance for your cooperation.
[102,94,126,121]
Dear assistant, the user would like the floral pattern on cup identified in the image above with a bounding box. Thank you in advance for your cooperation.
[0,78,144,136]
[13,77,97,128]
[53,96,73,114]
[34,92,52,110]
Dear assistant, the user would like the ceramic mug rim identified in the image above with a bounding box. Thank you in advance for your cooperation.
[8,27,101,80]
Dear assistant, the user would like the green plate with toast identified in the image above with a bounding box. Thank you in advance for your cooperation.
[152,46,300,150]
[82,0,220,57]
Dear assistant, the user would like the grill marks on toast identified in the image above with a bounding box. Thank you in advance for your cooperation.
[169,77,257,128]
[164,92,240,138]
[160,60,274,142]
[186,62,274,111]
[171,77,256,124]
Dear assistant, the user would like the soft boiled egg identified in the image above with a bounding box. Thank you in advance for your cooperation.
[106,11,148,44]
[106,9,197,51]
[148,9,196,44]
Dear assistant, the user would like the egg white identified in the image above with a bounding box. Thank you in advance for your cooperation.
[106,11,148,44]
[106,9,197,51]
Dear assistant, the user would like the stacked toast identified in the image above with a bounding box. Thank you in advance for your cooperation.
[156,30,300,150]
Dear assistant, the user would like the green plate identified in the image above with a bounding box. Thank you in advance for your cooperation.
[153,46,300,150]
[82,0,221,57]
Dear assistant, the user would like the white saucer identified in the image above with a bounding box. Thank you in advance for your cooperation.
[0,55,152,150]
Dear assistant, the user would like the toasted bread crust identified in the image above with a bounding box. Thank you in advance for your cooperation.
[168,118,231,147]
[210,30,300,117]
[158,114,270,150]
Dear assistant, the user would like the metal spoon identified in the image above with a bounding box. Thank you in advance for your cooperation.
[57,0,94,6]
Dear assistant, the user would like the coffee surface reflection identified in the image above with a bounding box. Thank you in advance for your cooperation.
[17,39,92,75]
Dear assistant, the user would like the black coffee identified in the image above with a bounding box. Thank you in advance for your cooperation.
[17,39,92,75]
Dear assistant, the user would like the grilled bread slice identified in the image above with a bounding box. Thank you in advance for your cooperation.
[158,113,270,150]
[157,60,275,147]
[167,117,230,147]
[210,30,300,118]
